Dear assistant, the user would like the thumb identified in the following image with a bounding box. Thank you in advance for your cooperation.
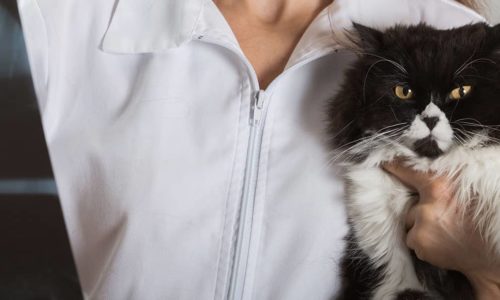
[382,161,431,192]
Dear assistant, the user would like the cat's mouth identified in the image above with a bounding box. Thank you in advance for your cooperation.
[403,103,454,158]
[413,137,443,158]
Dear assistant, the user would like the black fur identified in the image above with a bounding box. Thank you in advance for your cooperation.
[338,230,384,300]
[411,252,474,300]
[329,22,500,299]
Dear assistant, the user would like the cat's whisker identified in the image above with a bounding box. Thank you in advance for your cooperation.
[389,106,400,122]
[452,117,486,125]
[328,138,392,165]
[333,124,407,150]
[453,135,467,147]
[454,57,496,78]
[449,98,461,122]
[453,126,500,145]
[456,125,500,135]
[453,49,478,78]
[358,52,408,75]
[327,127,408,165]
[326,119,356,143]
[452,119,500,131]
[453,121,500,131]
[363,59,391,104]
[344,128,406,150]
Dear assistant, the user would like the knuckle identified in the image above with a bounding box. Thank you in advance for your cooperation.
[430,182,451,198]
[406,227,429,254]
[425,184,440,198]
[414,248,427,262]
[419,205,436,222]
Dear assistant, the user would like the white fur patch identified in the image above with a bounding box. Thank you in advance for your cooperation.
[403,102,454,152]
[346,167,423,299]
[432,116,454,150]
[421,102,441,118]
[406,117,430,141]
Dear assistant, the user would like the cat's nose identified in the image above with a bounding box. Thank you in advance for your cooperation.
[422,116,439,130]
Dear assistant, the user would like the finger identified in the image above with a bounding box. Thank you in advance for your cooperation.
[423,177,455,207]
[382,162,430,191]
[406,226,428,262]
[406,226,417,251]
[405,204,418,231]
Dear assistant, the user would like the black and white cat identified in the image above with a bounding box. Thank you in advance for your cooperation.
[328,23,500,300]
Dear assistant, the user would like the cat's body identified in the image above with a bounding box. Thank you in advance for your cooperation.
[328,23,500,299]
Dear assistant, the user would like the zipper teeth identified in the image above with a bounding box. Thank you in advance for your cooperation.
[229,90,266,300]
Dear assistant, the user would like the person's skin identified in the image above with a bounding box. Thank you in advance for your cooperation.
[213,0,332,89]
[384,163,500,300]
[214,0,500,297]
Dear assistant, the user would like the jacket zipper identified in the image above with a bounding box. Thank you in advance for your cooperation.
[196,34,339,300]
[196,36,264,300]
[228,89,266,300]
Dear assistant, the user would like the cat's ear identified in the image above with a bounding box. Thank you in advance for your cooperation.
[350,22,384,52]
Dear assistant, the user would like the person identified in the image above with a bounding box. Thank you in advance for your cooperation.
[16,0,500,298]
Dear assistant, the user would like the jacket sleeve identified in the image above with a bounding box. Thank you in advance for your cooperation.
[17,0,49,109]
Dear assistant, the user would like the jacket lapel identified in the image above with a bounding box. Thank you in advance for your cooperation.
[101,0,204,53]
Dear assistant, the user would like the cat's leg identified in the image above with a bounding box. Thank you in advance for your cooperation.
[339,230,385,300]
[346,167,425,300]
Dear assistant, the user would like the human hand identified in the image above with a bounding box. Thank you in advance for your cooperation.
[383,162,500,300]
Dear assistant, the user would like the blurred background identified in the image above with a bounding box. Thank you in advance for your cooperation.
[0,0,499,299]
[485,0,500,22]
[483,0,500,22]
[0,1,82,299]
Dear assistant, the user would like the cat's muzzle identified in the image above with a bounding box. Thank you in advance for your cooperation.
[404,102,454,158]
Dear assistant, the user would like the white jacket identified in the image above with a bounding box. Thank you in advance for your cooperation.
[17,0,484,299]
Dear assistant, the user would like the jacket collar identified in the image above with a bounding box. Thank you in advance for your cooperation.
[101,0,205,53]
[101,0,485,54]
[328,0,485,48]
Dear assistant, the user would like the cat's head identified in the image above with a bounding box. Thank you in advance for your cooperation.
[329,22,500,160]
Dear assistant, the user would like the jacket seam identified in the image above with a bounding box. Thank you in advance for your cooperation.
[212,66,247,300]
[189,0,208,42]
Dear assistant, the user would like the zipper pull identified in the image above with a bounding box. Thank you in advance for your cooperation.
[250,90,266,126]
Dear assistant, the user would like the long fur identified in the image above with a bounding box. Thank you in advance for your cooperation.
[340,137,499,299]
[329,22,500,299]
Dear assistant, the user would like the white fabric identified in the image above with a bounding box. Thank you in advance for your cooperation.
[17,0,484,299]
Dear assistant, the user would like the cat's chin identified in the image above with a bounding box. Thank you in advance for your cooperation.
[413,137,444,158]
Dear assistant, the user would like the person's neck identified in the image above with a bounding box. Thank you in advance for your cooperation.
[213,0,333,89]
[214,0,332,25]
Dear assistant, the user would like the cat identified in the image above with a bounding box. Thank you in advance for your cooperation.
[327,22,500,300]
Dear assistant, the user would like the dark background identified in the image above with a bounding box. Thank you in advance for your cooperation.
[0,1,82,299]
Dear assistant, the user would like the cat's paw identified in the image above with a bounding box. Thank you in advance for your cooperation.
[395,290,434,300]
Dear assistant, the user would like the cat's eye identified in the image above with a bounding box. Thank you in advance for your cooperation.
[449,85,472,100]
[394,85,414,100]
